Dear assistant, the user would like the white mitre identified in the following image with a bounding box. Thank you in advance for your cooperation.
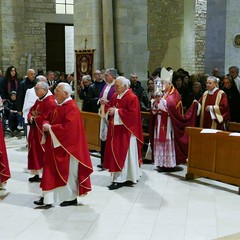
[161,67,173,83]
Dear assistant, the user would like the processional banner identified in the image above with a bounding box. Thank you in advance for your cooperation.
[75,49,95,95]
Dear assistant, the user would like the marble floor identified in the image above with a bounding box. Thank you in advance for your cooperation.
[1,136,240,240]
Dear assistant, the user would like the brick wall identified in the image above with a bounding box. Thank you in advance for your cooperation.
[0,0,55,76]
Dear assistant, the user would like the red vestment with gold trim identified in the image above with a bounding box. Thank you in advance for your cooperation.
[40,100,93,196]
[103,89,144,172]
[27,94,56,171]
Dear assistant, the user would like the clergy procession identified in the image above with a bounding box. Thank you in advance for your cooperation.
[0,65,233,209]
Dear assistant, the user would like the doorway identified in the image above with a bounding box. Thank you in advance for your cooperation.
[46,23,74,73]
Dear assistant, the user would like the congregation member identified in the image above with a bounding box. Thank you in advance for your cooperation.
[2,65,20,100]
[79,74,92,111]
[97,68,117,170]
[130,73,148,110]
[185,81,203,110]
[150,68,198,172]
[16,69,36,128]
[199,76,230,130]
[222,75,240,123]
[4,91,24,132]
[66,72,75,98]
[46,71,57,93]
[228,66,240,93]
[86,70,106,113]
[104,76,144,190]
[34,82,93,207]
[27,81,56,183]
[140,77,154,111]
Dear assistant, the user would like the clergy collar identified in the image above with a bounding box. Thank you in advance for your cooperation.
[208,87,218,95]
[56,96,72,106]
[38,90,52,101]
[108,80,115,86]
[38,92,47,101]
[117,89,129,99]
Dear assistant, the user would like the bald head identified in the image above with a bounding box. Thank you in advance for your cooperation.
[27,69,36,81]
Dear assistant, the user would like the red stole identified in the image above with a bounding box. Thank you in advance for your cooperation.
[158,111,168,142]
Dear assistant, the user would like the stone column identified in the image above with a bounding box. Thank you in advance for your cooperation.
[204,0,226,75]
[74,0,103,70]
[114,0,148,81]
[205,0,240,75]
[102,0,115,69]
[225,0,240,74]
[181,0,196,73]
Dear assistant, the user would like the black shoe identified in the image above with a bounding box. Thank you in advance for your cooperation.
[29,175,41,183]
[124,181,134,187]
[158,166,184,172]
[60,198,77,207]
[34,197,52,207]
[34,197,44,205]
[35,205,52,210]
[97,164,105,170]
[108,182,124,190]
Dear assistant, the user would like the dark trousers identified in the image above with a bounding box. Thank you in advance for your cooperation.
[100,140,106,165]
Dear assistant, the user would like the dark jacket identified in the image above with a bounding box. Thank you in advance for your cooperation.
[86,80,106,113]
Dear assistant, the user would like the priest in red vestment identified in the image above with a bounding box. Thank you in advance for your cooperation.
[0,120,10,194]
[199,76,230,130]
[150,68,198,172]
[27,81,56,182]
[103,76,144,190]
[34,82,93,207]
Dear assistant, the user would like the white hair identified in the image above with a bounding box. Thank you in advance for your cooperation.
[35,81,49,91]
[207,76,218,83]
[116,76,131,88]
[82,75,92,81]
[36,75,47,83]
[58,82,72,97]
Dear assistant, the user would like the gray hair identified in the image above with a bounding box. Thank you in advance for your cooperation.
[58,82,72,97]
[116,76,130,88]
[207,76,218,83]
[130,73,138,78]
[105,68,119,79]
[36,75,47,83]
[35,81,49,91]
[229,66,239,74]
[82,75,92,81]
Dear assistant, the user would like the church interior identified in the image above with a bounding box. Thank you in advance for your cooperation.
[1,0,240,239]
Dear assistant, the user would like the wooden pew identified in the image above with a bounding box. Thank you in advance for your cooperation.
[185,127,240,194]
[80,111,101,151]
[80,111,150,152]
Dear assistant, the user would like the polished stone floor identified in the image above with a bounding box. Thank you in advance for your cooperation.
[1,136,240,240]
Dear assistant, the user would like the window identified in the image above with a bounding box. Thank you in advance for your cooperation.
[56,0,74,14]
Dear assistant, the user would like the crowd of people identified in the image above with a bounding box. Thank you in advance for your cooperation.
[0,63,238,205]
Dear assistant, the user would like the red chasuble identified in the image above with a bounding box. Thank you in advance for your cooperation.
[103,89,144,172]
[40,100,93,196]
[199,89,230,130]
[0,121,10,183]
[27,94,56,171]
[150,87,198,165]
